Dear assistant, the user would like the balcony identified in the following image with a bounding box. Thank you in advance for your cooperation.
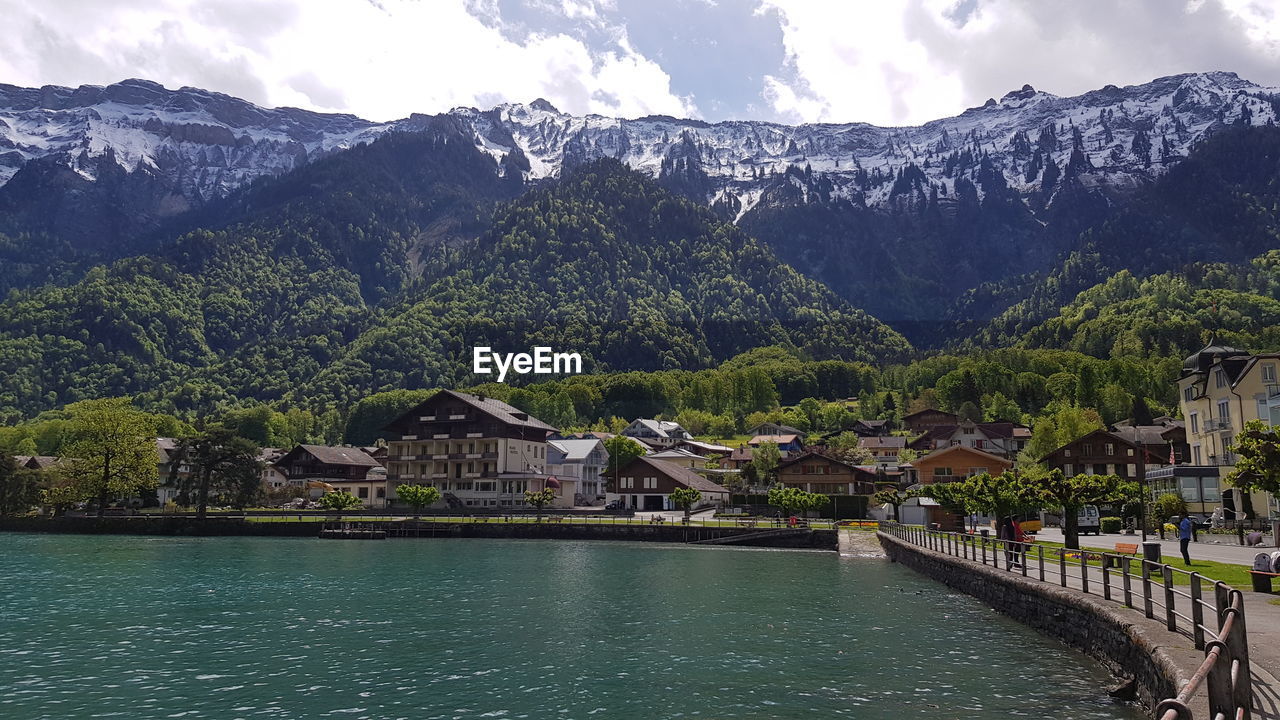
[481,452,498,459]
[1204,418,1232,432]
[449,414,468,420]
[433,433,450,439]
[466,432,483,438]
[1268,384,1280,400]
[431,472,448,479]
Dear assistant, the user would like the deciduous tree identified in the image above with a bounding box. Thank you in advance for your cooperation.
[60,398,158,517]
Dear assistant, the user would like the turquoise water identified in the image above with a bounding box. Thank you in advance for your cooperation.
[0,534,1142,719]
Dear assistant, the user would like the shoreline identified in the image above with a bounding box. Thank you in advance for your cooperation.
[0,516,839,551]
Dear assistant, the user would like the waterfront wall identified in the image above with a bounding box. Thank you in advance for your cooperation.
[0,517,837,550]
[877,531,1207,718]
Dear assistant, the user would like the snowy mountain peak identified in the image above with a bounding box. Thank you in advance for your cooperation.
[1,72,1277,217]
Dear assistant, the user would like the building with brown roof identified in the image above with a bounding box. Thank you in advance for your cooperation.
[381,389,568,510]
[910,445,1013,485]
[606,455,729,511]
[275,444,387,507]
[902,409,958,434]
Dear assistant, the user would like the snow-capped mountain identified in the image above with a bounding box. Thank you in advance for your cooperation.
[2,72,1276,219]
[0,78,393,199]
[455,71,1279,217]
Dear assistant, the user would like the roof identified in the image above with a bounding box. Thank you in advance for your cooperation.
[1038,429,1135,463]
[749,434,800,445]
[1111,425,1177,447]
[626,419,688,438]
[915,444,1012,467]
[746,422,806,437]
[728,447,753,462]
[647,448,705,460]
[548,438,604,461]
[676,439,734,455]
[902,409,958,421]
[18,455,60,469]
[285,445,382,468]
[382,389,556,433]
[628,456,729,494]
[858,436,907,449]
[776,451,878,475]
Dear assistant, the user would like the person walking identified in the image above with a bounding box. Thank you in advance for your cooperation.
[997,515,1018,567]
[1178,515,1194,565]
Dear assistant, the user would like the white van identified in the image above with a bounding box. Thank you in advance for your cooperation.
[1077,505,1101,535]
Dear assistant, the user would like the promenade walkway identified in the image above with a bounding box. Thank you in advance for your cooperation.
[1035,527,1279,566]
[884,526,1280,719]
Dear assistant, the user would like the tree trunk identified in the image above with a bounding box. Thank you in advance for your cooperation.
[1064,510,1080,550]
[96,455,112,518]
[197,467,212,519]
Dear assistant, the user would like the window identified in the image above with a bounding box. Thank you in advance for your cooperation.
[933,466,952,477]
[1264,364,1278,383]
[621,477,634,489]
[1126,448,1135,456]
[1217,400,1231,422]
[966,467,987,477]
[1180,476,1200,501]
[1202,476,1221,502]
[1189,412,1199,434]
[1064,448,1072,457]
[1081,444,1093,456]
[1063,463,1074,476]
[1125,464,1136,477]
[1215,369,1228,388]
[1184,386,1196,401]
[357,487,369,499]
[1104,443,1114,456]
[643,476,657,489]
[1191,444,1202,465]
[376,487,385,498]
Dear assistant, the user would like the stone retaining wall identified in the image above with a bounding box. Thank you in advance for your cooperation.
[0,517,837,550]
[878,531,1208,718]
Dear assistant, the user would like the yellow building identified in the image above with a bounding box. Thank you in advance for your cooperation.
[1175,343,1279,518]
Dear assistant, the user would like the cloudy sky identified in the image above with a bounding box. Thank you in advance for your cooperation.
[2,0,1279,126]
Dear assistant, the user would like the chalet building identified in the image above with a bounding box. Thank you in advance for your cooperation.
[14,455,60,471]
[155,437,192,506]
[1038,428,1171,481]
[748,434,804,454]
[857,435,906,464]
[910,445,1013,485]
[1110,421,1189,465]
[621,419,692,448]
[725,446,753,470]
[605,456,729,511]
[259,448,288,491]
[745,422,807,439]
[275,444,387,507]
[646,448,709,469]
[381,390,568,510]
[547,438,609,505]
[907,420,1030,459]
[902,409,959,435]
[776,452,880,495]
[849,419,891,437]
[672,439,734,458]
[1173,343,1280,517]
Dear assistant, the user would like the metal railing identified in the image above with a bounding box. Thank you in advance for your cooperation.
[880,523,1251,720]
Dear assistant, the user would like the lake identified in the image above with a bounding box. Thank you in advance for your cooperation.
[0,534,1143,719]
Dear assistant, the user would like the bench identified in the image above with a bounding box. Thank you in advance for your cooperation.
[1250,570,1279,593]
[1103,542,1140,568]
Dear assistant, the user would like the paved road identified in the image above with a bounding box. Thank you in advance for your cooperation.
[1034,527,1279,566]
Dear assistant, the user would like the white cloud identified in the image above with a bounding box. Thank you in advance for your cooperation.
[0,0,696,121]
[758,0,1280,126]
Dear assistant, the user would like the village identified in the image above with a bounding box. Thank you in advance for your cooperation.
[10,343,1277,536]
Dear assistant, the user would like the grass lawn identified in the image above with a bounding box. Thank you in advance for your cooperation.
[1025,538,1254,588]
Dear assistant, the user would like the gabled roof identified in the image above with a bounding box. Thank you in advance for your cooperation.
[858,436,907,449]
[382,389,555,433]
[625,419,688,438]
[749,434,800,445]
[647,448,705,461]
[17,455,61,470]
[915,444,1012,467]
[902,409,958,421]
[776,451,877,475]
[548,438,605,461]
[1111,425,1177,448]
[675,439,734,455]
[746,422,807,437]
[1038,429,1136,463]
[279,444,382,468]
[625,455,729,494]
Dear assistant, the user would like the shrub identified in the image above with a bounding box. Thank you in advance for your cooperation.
[1100,516,1122,533]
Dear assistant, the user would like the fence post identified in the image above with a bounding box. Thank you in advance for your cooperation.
[1080,552,1090,594]
[1102,556,1111,601]
[1037,544,1045,582]
[1189,574,1204,651]
[1142,560,1154,619]
[1227,590,1253,714]
[1122,558,1133,608]
[1059,550,1066,587]
[1163,566,1176,632]
[1020,543,1028,577]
